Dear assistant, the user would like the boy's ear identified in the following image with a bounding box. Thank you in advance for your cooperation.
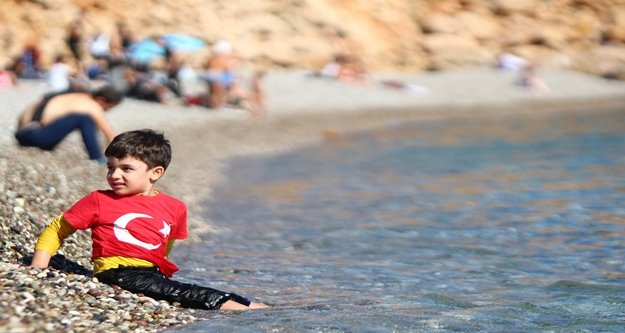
[150,166,166,183]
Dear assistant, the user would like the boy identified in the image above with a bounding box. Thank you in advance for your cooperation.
[31,129,268,310]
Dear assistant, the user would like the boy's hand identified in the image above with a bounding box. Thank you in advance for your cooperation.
[31,249,52,268]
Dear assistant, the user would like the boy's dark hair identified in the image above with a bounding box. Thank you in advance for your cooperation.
[105,129,172,170]
[92,85,124,105]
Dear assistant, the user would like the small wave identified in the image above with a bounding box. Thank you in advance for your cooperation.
[546,280,622,293]
[423,293,478,309]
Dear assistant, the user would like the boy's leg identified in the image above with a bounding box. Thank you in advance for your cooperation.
[95,267,252,310]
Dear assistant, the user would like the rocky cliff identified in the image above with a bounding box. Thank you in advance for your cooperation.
[2,0,625,78]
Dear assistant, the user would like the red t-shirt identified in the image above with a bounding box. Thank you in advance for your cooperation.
[64,190,188,277]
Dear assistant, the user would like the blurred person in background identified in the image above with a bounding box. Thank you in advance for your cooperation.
[15,85,123,162]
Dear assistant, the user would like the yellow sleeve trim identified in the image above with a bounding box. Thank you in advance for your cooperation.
[34,215,77,255]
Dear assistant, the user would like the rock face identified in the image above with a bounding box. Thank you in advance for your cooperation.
[2,0,625,78]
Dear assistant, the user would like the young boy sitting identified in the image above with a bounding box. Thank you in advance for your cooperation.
[31,129,268,310]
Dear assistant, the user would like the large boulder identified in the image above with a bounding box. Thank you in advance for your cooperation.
[571,45,625,79]
[423,33,494,70]
[604,8,625,43]
[457,12,502,41]
[492,0,537,16]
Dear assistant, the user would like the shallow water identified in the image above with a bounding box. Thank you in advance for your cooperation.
[167,108,625,332]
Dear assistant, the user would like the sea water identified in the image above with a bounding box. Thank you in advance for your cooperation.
[166,108,625,333]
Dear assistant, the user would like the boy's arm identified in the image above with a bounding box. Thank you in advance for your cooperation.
[31,215,77,268]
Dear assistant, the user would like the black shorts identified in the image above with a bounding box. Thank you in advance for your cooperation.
[95,266,250,310]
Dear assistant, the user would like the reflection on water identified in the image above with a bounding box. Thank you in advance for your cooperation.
[167,108,625,332]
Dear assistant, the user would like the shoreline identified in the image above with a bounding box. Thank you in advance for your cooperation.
[2,67,625,332]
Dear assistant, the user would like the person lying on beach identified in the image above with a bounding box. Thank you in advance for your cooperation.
[123,67,173,104]
[15,85,123,163]
[30,129,269,311]
[517,64,550,93]
[318,54,368,83]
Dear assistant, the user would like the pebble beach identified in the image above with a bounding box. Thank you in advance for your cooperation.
[3,67,625,332]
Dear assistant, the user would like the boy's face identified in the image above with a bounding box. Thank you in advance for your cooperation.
[106,156,164,196]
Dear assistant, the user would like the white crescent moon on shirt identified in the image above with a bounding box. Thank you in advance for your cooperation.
[113,213,167,250]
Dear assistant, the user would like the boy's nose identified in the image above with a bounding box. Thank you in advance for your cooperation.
[109,168,122,179]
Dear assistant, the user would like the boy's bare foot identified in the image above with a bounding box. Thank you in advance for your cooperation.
[220,300,270,310]
[249,301,270,309]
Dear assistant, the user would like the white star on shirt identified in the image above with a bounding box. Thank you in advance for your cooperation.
[159,221,171,237]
